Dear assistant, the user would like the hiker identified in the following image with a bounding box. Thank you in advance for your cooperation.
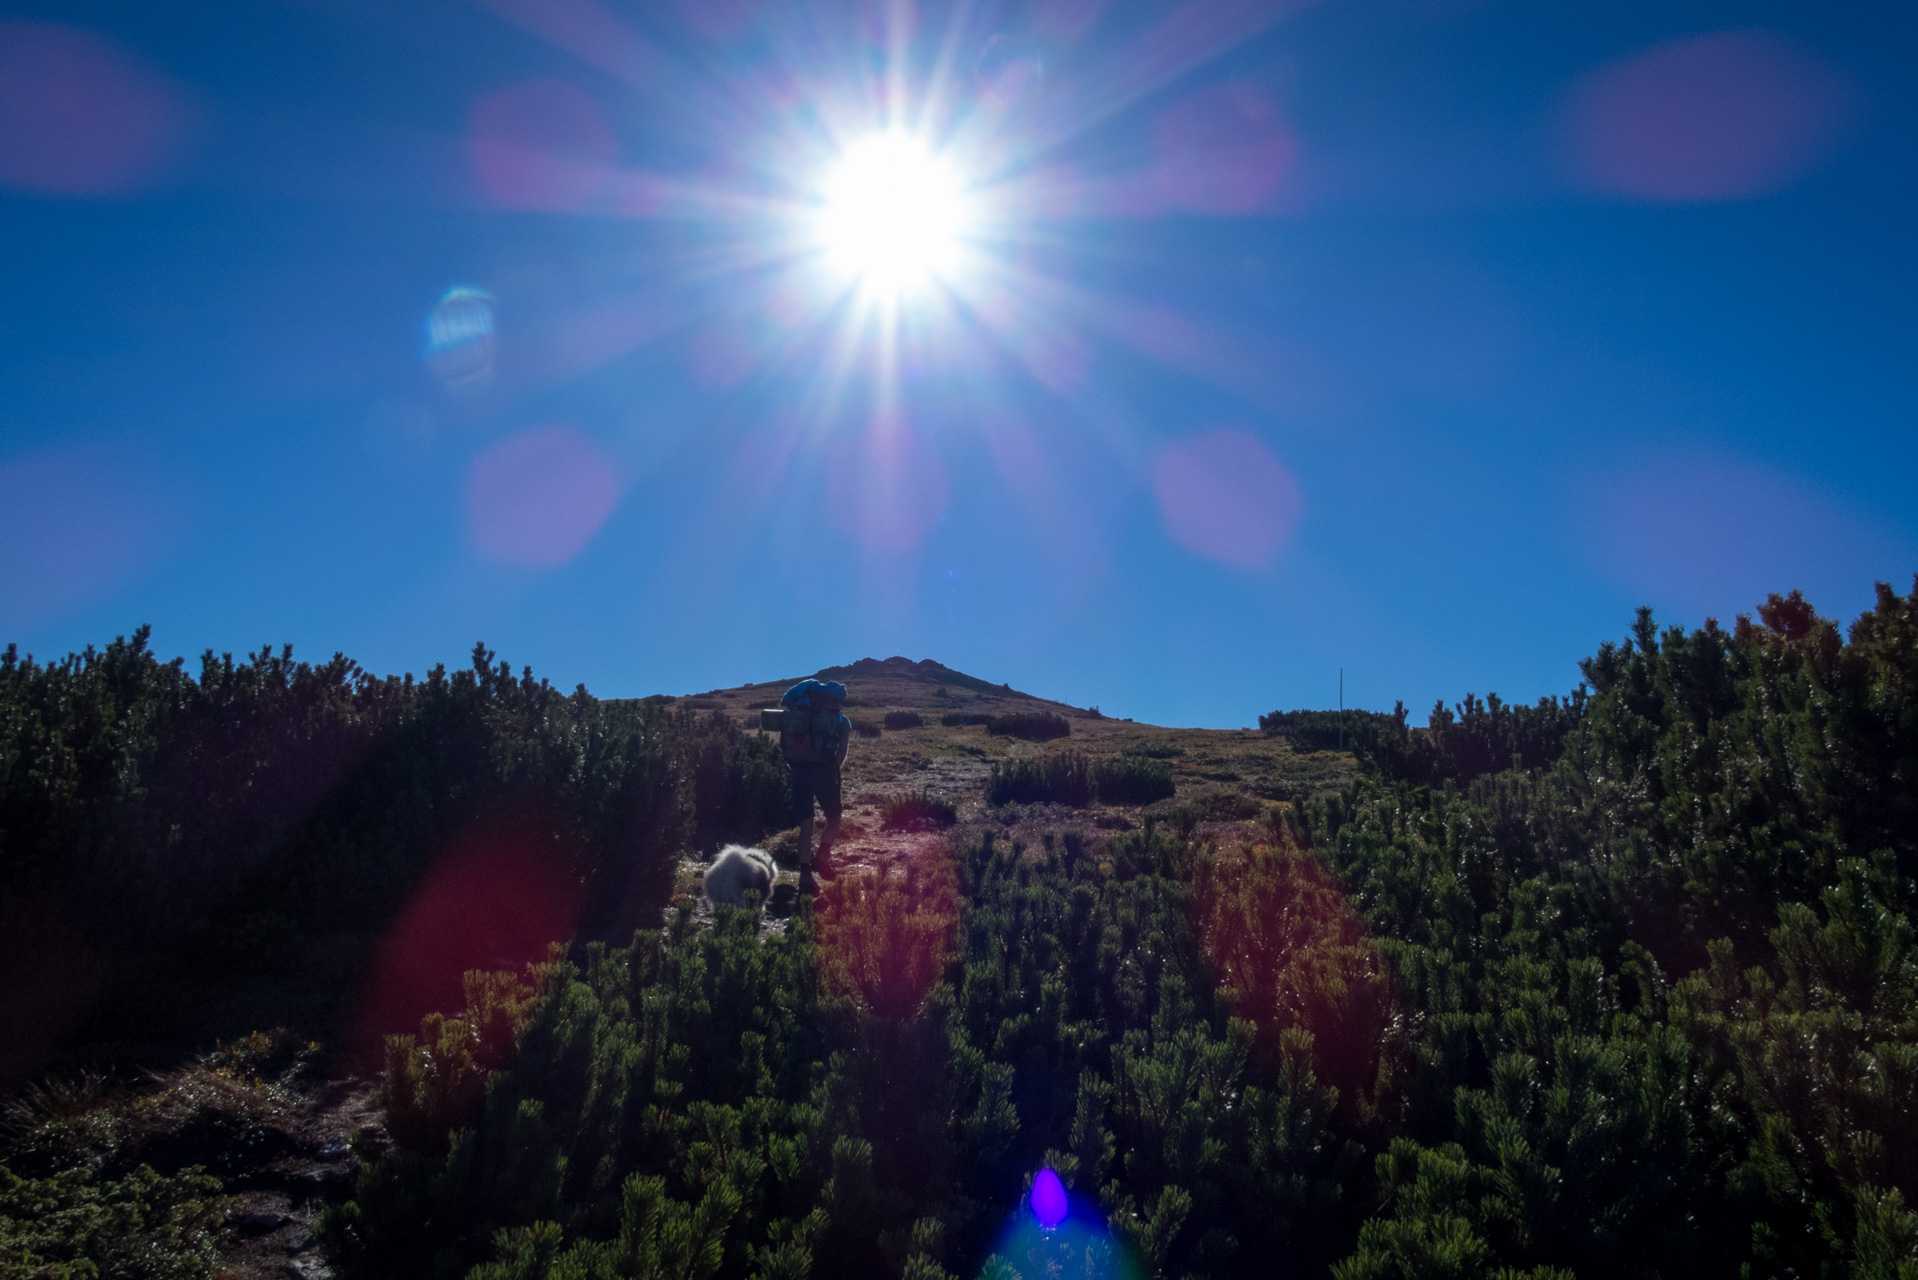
[776,678,850,891]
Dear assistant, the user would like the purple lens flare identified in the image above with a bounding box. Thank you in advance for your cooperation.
[1031,1167,1068,1229]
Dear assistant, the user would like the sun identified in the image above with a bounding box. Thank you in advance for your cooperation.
[816,132,970,293]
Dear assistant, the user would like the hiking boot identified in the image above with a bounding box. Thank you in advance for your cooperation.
[812,847,836,879]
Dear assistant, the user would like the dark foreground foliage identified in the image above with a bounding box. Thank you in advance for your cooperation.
[0,631,788,1078]
[0,1029,319,1280]
[9,578,1918,1280]
[1310,584,1918,1280]
[322,822,1365,1280]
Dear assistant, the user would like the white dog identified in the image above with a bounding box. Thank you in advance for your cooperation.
[703,845,777,908]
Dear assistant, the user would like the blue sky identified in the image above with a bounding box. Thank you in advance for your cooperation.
[1,0,1913,727]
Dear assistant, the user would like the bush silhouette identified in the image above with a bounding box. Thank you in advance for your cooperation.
[985,711,1070,741]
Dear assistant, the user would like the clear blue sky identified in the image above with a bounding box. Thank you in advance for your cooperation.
[2,0,1913,727]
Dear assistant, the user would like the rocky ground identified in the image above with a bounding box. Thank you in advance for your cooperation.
[208,1075,383,1280]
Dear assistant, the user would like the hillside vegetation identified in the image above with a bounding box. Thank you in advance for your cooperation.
[3,581,1917,1280]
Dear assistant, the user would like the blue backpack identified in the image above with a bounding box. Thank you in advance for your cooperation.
[778,680,848,765]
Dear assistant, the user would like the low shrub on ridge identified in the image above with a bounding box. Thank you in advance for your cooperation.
[987,752,1175,807]
[985,711,1070,741]
[987,753,1092,807]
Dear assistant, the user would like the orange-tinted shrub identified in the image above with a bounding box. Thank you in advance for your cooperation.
[815,857,959,1022]
[1192,838,1399,1121]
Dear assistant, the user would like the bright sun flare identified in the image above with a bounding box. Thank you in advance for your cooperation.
[817,132,968,292]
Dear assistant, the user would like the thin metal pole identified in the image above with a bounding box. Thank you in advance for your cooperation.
[1339,668,1344,751]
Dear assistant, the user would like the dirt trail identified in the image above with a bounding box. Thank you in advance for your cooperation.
[212,1077,382,1280]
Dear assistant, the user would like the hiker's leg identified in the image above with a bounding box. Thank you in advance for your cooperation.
[790,763,816,865]
[820,766,843,847]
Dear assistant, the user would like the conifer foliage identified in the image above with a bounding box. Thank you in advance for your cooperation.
[7,579,1918,1279]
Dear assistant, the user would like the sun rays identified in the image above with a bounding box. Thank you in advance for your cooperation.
[445,1,1320,573]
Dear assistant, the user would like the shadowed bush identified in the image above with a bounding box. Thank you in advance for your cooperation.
[987,752,1091,807]
[0,1162,226,1280]
[376,967,544,1154]
[0,632,794,1082]
[989,752,1173,808]
[985,711,1070,741]
[1090,754,1176,805]
[817,859,960,1022]
[879,790,958,831]
[883,710,924,730]
[849,716,884,739]
[940,711,991,727]
[1193,839,1397,1118]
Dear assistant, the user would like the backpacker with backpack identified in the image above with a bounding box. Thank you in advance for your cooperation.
[761,679,849,766]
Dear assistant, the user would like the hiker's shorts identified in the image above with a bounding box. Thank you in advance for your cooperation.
[789,762,842,825]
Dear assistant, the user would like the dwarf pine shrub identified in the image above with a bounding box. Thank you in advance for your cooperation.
[984,711,1070,741]
[879,790,958,831]
[0,1162,226,1280]
[376,968,543,1154]
[987,753,1091,807]
[1089,754,1175,805]
[947,826,1348,1277]
[883,709,924,730]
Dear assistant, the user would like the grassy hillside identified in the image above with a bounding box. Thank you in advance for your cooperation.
[4,580,1917,1280]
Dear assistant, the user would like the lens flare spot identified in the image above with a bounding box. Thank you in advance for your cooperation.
[427,286,497,392]
[976,35,1046,109]
[467,425,621,568]
[1565,29,1850,202]
[816,132,970,291]
[1152,429,1302,569]
[470,77,617,211]
[1150,81,1296,215]
[990,1208,1143,1280]
[0,21,190,196]
[1582,449,1911,621]
[0,446,172,632]
[353,808,581,1064]
[1032,1168,1069,1229]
